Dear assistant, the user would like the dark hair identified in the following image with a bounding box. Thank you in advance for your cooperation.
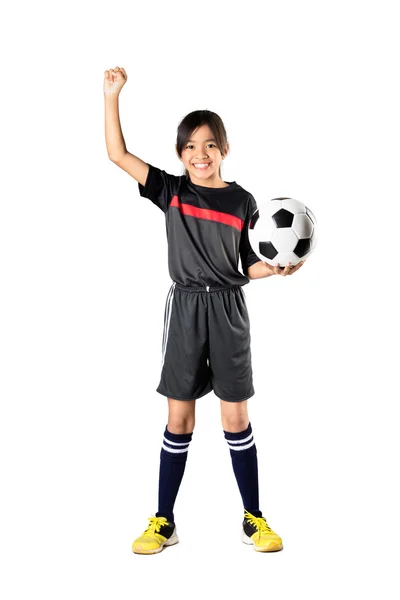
[176,110,229,179]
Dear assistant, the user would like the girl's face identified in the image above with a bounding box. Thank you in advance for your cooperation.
[177,124,229,186]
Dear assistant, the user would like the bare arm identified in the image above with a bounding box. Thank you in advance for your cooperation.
[248,261,274,279]
[104,67,149,187]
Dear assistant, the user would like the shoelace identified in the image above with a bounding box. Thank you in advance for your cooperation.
[143,515,169,537]
[244,510,273,533]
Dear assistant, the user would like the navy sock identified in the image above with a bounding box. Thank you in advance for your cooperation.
[155,425,193,524]
[223,422,262,518]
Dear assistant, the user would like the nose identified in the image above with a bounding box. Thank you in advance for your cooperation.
[195,147,209,159]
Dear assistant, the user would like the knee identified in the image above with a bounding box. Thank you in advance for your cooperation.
[167,417,195,434]
[167,397,195,434]
[221,415,249,433]
[220,400,249,433]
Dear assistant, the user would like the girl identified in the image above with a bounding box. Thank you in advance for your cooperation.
[104,66,305,555]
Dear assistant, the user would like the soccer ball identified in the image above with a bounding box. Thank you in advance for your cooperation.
[248,198,317,267]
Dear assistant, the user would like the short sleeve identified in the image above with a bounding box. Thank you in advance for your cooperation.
[138,163,180,213]
[239,194,261,276]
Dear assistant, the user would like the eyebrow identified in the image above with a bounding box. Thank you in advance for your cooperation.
[187,138,216,143]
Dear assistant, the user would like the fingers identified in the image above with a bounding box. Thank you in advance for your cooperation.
[113,66,126,78]
[104,67,127,80]
[275,260,306,276]
[274,262,290,276]
[288,260,305,275]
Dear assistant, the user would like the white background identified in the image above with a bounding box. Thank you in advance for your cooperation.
[1,0,399,597]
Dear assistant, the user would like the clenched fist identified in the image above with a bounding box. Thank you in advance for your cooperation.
[104,66,127,96]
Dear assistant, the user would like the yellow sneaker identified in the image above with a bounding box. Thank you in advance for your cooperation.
[242,510,283,552]
[132,515,179,555]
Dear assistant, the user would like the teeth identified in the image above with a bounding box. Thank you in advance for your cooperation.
[194,164,210,169]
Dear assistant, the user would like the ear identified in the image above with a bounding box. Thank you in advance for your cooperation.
[222,142,230,159]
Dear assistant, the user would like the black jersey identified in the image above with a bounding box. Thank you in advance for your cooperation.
[138,163,261,288]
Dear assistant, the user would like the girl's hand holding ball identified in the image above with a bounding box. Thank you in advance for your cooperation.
[265,260,305,277]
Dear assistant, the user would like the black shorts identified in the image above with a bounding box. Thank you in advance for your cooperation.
[156,282,255,403]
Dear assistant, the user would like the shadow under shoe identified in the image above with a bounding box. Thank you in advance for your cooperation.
[242,510,283,552]
[132,515,179,554]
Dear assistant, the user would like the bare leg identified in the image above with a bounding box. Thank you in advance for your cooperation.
[220,398,249,432]
[167,397,196,434]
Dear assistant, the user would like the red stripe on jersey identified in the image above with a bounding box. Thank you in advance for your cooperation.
[170,196,244,231]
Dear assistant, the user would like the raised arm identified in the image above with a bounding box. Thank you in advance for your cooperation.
[104,66,149,187]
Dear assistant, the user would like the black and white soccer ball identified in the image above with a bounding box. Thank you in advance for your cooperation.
[248,198,317,267]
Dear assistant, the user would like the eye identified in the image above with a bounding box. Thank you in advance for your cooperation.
[185,144,216,149]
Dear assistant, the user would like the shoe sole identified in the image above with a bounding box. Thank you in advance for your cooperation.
[241,530,283,552]
[132,529,179,554]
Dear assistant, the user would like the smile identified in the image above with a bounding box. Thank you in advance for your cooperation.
[193,163,211,169]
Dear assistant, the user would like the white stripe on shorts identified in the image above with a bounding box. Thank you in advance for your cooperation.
[161,282,176,369]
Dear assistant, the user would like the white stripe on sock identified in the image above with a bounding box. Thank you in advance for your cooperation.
[163,436,190,446]
[227,439,255,451]
[162,443,189,454]
[226,432,253,444]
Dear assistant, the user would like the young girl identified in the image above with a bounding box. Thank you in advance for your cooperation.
[104,66,305,555]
